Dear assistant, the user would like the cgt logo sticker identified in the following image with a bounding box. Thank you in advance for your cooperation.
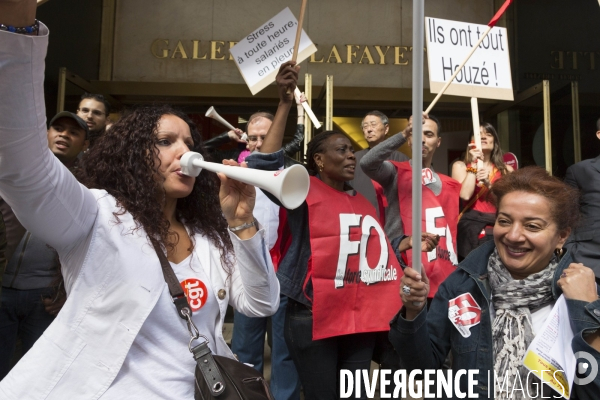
[448,292,482,338]
[181,279,208,312]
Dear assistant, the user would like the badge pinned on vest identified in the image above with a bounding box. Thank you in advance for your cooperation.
[448,293,481,338]
[422,168,437,186]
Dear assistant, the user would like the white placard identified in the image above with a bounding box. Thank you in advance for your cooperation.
[522,295,575,399]
[425,17,514,101]
[230,8,317,95]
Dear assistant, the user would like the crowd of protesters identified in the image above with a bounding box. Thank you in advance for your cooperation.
[2,2,600,400]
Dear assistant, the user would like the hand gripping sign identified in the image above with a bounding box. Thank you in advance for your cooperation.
[448,292,482,338]
[229,7,317,95]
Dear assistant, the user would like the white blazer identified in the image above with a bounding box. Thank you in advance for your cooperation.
[0,25,279,399]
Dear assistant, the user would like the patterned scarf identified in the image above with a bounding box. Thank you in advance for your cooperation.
[487,248,558,400]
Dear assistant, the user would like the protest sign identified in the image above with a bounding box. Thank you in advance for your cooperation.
[425,17,513,101]
[523,295,575,399]
[230,7,317,95]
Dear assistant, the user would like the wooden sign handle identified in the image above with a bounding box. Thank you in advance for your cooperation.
[287,0,308,94]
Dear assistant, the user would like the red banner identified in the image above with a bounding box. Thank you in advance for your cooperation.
[393,161,460,298]
[306,177,401,340]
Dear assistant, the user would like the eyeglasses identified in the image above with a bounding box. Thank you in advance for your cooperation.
[78,107,105,117]
[248,135,267,142]
[361,121,381,130]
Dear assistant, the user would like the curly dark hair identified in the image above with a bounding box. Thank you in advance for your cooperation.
[306,130,346,176]
[78,104,233,271]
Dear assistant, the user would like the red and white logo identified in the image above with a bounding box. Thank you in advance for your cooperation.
[448,292,481,338]
[181,279,208,312]
[422,168,437,186]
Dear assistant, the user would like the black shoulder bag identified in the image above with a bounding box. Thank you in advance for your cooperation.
[150,240,274,400]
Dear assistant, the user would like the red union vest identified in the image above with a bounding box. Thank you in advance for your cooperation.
[392,161,460,298]
[305,177,401,340]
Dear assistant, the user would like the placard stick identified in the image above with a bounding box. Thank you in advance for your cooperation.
[470,97,483,170]
[424,0,514,114]
[295,87,321,129]
[424,25,492,115]
[286,0,308,94]
[292,0,307,62]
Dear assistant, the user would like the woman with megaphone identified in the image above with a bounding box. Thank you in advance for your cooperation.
[245,62,407,400]
[0,3,279,398]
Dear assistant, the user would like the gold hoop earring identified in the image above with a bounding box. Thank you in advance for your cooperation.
[318,164,324,172]
[554,247,564,257]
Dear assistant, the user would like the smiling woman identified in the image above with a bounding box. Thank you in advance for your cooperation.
[392,166,600,400]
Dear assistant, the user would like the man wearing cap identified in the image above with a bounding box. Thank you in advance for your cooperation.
[0,112,89,379]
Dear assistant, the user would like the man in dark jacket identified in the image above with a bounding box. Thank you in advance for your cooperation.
[564,118,600,280]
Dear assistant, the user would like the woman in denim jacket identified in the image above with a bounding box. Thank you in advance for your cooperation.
[391,167,600,399]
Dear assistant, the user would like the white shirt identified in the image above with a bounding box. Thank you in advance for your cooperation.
[104,254,219,399]
[253,188,280,250]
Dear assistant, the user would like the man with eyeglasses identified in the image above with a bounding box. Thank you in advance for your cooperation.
[76,93,111,147]
[351,111,409,218]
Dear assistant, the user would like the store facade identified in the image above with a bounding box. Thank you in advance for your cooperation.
[37,0,600,176]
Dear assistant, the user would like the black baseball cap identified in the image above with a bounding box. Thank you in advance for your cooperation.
[49,111,90,139]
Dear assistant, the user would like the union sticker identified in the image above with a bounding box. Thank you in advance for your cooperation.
[448,292,481,338]
[422,168,437,186]
[181,279,208,312]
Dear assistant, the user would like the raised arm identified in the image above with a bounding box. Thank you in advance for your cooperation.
[259,61,299,154]
[0,0,37,28]
[0,3,97,255]
[360,131,408,187]
[452,143,482,201]
[204,128,245,150]
[282,93,306,156]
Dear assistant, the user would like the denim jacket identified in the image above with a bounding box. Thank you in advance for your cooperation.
[389,240,600,399]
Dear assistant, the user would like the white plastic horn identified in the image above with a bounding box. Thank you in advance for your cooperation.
[180,152,310,210]
[206,106,248,141]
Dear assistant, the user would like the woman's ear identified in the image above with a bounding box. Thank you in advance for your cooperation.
[313,152,323,166]
[557,228,571,248]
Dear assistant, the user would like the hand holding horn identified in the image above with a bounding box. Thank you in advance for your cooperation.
[180,152,310,210]
[217,159,256,234]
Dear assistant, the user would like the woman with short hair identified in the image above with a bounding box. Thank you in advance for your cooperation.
[391,166,600,399]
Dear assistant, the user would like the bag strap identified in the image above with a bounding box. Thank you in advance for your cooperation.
[457,186,488,221]
[149,238,227,397]
[149,238,191,320]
